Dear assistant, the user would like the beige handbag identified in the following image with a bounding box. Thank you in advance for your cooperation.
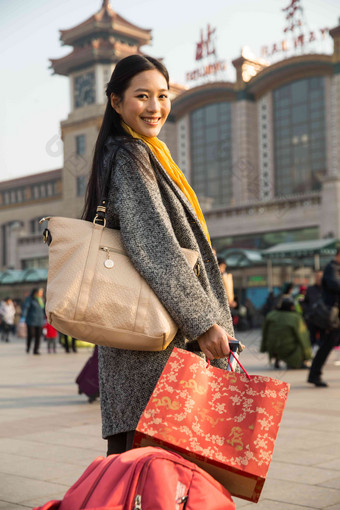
[40,214,198,351]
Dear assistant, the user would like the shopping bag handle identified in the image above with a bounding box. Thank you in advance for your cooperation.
[206,352,250,380]
[228,351,251,380]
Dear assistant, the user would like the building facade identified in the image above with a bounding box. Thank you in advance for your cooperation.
[169,34,340,253]
[1,1,340,283]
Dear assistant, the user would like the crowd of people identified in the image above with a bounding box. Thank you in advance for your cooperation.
[261,250,340,387]
[2,254,339,391]
[0,287,78,354]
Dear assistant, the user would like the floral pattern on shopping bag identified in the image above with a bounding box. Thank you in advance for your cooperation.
[138,348,290,476]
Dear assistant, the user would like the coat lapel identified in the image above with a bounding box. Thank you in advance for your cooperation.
[147,148,211,249]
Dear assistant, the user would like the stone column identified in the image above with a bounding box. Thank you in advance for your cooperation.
[232,98,259,205]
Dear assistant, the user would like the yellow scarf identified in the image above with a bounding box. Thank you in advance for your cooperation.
[122,122,211,245]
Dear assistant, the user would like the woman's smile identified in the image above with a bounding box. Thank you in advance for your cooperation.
[142,117,161,125]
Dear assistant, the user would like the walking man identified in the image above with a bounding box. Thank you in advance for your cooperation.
[308,251,340,387]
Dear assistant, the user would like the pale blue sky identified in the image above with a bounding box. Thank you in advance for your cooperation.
[1,0,339,181]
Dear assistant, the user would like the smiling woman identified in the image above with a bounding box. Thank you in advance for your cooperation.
[81,54,235,457]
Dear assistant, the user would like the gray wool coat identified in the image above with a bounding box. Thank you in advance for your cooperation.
[98,137,234,439]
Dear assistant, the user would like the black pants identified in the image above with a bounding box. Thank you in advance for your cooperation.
[309,329,340,380]
[307,321,321,346]
[1,322,10,342]
[60,333,77,352]
[106,431,135,456]
[27,325,42,354]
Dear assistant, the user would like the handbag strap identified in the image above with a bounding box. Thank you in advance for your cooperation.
[93,148,120,227]
[94,142,161,227]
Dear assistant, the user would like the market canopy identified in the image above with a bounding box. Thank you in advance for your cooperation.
[0,268,48,285]
[261,238,338,259]
[221,249,264,268]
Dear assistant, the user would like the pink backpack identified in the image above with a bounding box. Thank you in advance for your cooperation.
[34,447,235,510]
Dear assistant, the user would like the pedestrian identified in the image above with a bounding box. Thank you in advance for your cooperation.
[0,297,16,342]
[82,54,236,455]
[43,321,58,353]
[304,271,323,348]
[217,257,236,308]
[275,281,294,310]
[260,297,312,369]
[308,251,340,387]
[295,285,307,315]
[262,291,276,317]
[21,288,45,355]
[60,333,77,353]
[245,297,256,329]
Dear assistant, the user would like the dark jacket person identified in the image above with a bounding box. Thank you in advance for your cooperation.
[308,252,340,387]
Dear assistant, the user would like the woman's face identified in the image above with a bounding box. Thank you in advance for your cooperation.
[37,288,44,298]
[111,69,171,137]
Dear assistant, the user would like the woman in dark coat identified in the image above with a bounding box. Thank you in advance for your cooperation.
[83,55,236,455]
[21,288,45,355]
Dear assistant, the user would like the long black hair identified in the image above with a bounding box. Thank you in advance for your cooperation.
[82,55,170,221]
[30,288,39,298]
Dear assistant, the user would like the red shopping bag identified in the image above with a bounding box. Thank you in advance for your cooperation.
[134,347,290,503]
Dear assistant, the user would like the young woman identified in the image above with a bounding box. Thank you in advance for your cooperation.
[83,55,235,455]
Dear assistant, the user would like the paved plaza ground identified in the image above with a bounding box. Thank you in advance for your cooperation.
[0,330,339,509]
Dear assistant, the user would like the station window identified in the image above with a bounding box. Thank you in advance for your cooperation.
[77,175,87,196]
[76,134,86,156]
[190,102,233,208]
[273,76,326,196]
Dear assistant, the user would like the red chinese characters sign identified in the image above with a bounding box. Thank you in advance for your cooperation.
[261,0,329,58]
[196,24,216,61]
[186,24,226,82]
[261,27,329,58]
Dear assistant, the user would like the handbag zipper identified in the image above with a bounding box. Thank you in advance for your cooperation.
[132,457,152,510]
[134,494,142,510]
[132,455,189,510]
[100,246,125,255]
[100,246,126,268]
[118,455,152,510]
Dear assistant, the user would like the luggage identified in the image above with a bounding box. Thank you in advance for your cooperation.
[33,446,235,510]
[75,346,99,403]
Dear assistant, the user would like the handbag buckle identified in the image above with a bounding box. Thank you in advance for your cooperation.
[39,217,51,224]
[93,205,107,227]
[43,228,52,246]
[93,215,106,227]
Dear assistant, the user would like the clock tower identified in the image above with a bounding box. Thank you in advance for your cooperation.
[50,0,152,218]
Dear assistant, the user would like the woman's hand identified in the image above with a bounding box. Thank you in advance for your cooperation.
[197,324,236,360]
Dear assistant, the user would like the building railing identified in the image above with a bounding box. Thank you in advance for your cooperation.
[204,192,321,219]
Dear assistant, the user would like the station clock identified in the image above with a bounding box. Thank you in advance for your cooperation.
[74,71,95,108]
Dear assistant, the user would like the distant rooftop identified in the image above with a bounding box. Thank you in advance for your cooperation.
[262,238,338,258]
